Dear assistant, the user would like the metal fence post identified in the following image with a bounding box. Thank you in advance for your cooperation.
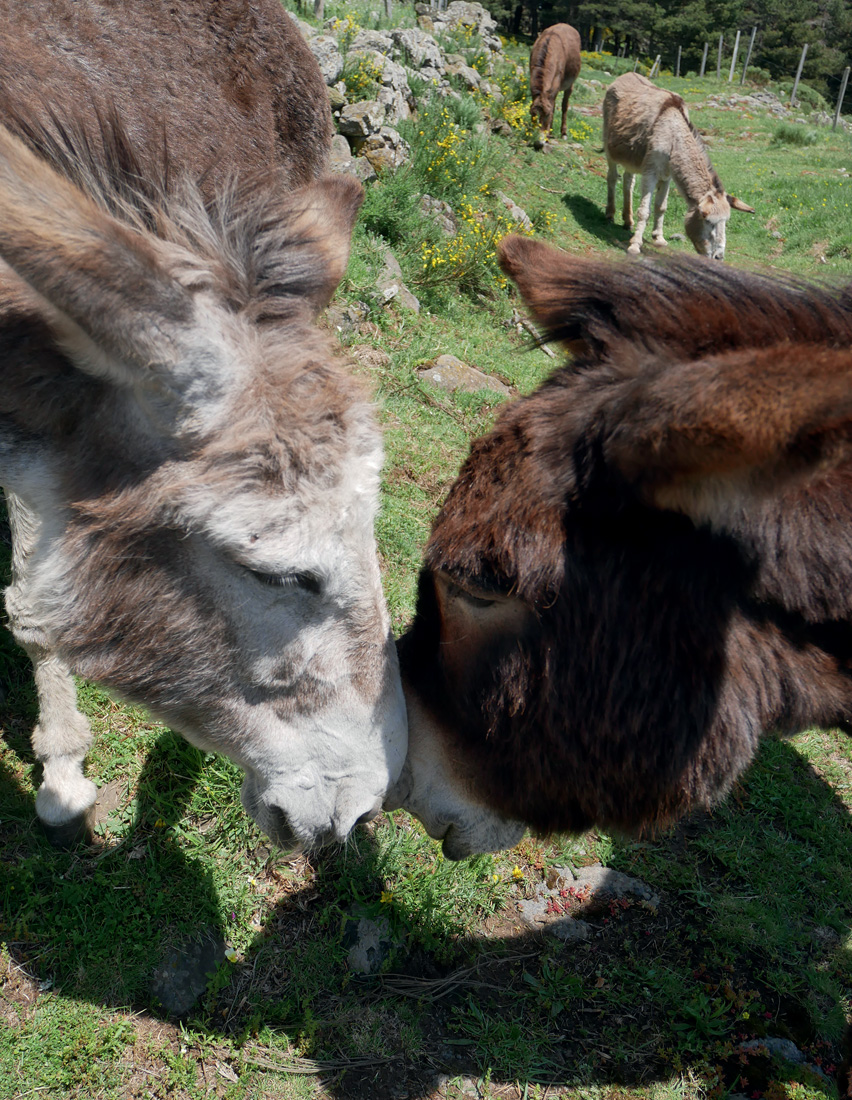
[700,42,709,78]
[717,34,723,80]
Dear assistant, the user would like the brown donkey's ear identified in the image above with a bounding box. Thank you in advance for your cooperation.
[596,344,852,523]
[727,193,755,213]
[254,174,364,316]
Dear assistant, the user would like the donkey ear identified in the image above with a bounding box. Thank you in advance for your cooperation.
[0,122,197,387]
[597,345,852,523]
[727,193,755,213]
[253,175,363,316]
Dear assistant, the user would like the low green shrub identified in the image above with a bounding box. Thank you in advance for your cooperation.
[772,121,821,146]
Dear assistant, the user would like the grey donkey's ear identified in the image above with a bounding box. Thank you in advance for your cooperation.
[727,193,755,213]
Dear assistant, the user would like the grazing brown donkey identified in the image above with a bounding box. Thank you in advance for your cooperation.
[529,23,582,145]
[603,72,753,257]
[0,0,407,852]
[386,236,852,858]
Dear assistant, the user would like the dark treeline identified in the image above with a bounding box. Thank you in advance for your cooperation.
[487,0,852,98]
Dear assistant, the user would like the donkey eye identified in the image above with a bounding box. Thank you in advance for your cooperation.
[445,579,495,608]
[248,569,322,595]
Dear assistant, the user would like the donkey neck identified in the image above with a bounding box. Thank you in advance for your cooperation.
[667,120,717,206]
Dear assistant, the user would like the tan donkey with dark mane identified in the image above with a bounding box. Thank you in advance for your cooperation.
[529,23,582,146]
[603,72,754,257]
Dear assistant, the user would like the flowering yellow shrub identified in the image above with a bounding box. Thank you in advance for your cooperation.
[329,12,360,50]
[344,54,384,100]
[417,196,533,298]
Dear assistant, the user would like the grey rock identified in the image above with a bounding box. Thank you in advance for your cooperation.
[329,155,377,184]
[517,898,591,941]
[342,910,397,974]
[350,29,394,53]
[420,194,458,235]
[495,190,532,231]
[558,863,660,907]
[416,15,436,33]
[391,27,444,71]
[436,2,498,38]
[338,100,386,139]
[330,133,353,165]
[418,354,511,395]
[151,932,226,1016]
[377,86,412,124]
[377,247,420,312]
[446,61,481,90]
[328,84,347,111]
[740,1038,805,1065]
[308,35,344,85]
[286,12,314,40]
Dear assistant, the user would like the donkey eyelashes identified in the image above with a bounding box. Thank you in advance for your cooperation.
[245,566,323,595]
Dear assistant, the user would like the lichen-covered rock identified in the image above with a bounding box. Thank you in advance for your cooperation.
[348,49,413,124]
[350,28,394,53]
[418,355,511,395]
[338,99,386,139]
[391,26,444,71]
[446,60,482,90]
[327,83,347,111]
[361,125,411,173]
[308,35,343,85]
[329,133,352,166]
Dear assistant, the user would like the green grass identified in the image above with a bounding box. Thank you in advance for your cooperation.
[2,26,852,1100]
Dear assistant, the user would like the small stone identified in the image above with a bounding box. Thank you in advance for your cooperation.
[342,908,398,974]
[495,190,532,231]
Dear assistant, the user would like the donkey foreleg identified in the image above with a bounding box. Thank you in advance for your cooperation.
[559,87,571,138]
[651,178,671,246]
[605,159,619,222]
[622,172,636,233]
[628,172,655,254]
[29,646,98,846]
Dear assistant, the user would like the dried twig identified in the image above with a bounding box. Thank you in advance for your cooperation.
[243,1052,394,1076]
[519,318,557,358]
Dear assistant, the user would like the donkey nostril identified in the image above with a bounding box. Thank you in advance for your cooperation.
[354,800,383,826]
[266,804,300,851]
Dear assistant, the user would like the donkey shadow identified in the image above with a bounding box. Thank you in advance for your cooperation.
[163,735,849,1100]
[0,699,226,1012]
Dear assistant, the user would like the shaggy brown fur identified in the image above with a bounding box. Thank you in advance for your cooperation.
[0,0,332,192]
[0,110,368,715]
[399,237,852,836]
[529,24,582,140]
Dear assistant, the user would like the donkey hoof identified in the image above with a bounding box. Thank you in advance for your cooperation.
[41,808,94,849]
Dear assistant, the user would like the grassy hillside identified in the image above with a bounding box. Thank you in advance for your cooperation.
[1,11,851,1100]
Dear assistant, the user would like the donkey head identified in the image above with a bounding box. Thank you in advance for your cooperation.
[389,236,852,858]
[685,188,754,260]
[0,122,407,851]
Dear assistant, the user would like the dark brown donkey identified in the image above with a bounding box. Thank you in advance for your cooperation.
[0,0,407,854]
[386,236,852,860]
[529,23,582,145]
